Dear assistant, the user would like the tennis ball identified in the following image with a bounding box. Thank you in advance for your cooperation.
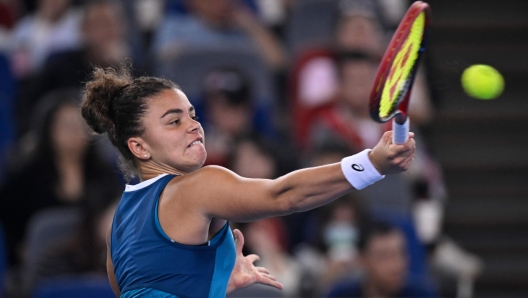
[461,64,504,100]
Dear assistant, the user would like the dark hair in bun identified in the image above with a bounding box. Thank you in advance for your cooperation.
[81,64,178,179]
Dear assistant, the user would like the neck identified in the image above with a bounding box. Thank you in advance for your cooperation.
[138,159,188,181]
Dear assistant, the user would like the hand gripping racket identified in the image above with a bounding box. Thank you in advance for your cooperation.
[369,1,431,144]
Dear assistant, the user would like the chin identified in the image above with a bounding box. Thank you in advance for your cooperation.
[186,155,207,173]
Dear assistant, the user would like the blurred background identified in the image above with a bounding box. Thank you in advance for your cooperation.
[0,0,526,297]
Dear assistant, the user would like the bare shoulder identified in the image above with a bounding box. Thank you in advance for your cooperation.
[163,166,239,203]
[169,165,236,186]
[160,166,280,221]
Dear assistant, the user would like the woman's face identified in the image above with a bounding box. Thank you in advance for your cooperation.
[83,2,125,49]
[51,103,89,157]
[340,60,377,115]
[140,89,206,173]
[336,15,383,54]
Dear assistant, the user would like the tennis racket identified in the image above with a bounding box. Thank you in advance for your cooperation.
[369,1,431,144]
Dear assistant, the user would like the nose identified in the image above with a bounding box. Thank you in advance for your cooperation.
[186,117,201,133]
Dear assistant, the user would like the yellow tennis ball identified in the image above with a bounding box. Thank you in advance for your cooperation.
[461,65,504,100]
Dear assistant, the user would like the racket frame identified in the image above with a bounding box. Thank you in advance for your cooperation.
[369,1,431,127]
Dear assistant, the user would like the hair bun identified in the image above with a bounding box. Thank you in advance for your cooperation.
[81,66,132,135]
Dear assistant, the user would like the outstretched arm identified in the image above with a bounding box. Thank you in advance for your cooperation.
[168,131,415,222]
[226,229,283,293]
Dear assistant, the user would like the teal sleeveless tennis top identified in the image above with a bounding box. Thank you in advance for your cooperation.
[110,174,236,298]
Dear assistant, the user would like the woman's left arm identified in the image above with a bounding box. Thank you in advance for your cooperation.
[226,229,283,293]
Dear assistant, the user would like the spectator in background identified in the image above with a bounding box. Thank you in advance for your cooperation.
[0,90,121,267]
[243,218,302,297]
[326,222,436,298]
[286,140,353,250]
[202,68,266,167]
[307,51,382,153]
[309,139,352,168]
[15,0,139,136]
[228,137,297,296]
[307,51,446,204]
[294,3,385,112]
[333,3,433,124]
[152,0,284,70]
[293,2,433,150]
[9,0,81,78]
[335,2,385,55]
[319,194,365,289]
[228,136,278,179]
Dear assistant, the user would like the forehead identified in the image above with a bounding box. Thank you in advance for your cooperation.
[147,89,193,113]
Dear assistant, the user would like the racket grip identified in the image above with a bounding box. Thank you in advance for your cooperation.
[392,117,410,144]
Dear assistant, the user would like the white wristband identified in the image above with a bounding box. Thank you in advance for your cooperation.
[341,149,385,190]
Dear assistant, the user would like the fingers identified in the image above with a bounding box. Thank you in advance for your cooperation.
[256,266,269,274]
[393,138,415,159]
[392,138,416,170]
[257,274,284,290]
[261,273,277,281]
[381,130,393,145]
[402,155,415,169]
[233,229,244,255]
[246,254,260,263]
[374,130,416,174]
[390,134,416,156]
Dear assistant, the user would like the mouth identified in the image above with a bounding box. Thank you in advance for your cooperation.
[187,137,204,148]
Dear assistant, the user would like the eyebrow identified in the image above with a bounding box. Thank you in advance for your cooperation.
[160,106,195,118]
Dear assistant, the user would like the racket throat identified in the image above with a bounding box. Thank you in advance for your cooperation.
[394,113,408,125]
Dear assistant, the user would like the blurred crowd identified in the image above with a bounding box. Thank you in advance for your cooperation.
[0,0,481,297]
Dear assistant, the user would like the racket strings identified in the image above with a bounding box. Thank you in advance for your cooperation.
[378,12,425,119]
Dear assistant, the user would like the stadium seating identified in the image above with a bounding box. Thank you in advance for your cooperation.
[23,207,81,289]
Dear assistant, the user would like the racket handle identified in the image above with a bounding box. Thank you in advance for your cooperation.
[392,117,410,144]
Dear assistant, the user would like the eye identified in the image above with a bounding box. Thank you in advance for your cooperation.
[191,115,199,121]
[169,119,180,125]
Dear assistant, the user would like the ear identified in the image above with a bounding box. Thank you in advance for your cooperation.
[128,137,150,160]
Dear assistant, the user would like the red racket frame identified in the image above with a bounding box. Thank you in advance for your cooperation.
[369,1,431,127]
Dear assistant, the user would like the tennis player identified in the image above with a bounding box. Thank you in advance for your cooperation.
[80,66,415,298]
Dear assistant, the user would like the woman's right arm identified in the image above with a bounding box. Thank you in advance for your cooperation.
[169,131,415,222]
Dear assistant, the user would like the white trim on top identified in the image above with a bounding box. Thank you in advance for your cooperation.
[124,174,169,192]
